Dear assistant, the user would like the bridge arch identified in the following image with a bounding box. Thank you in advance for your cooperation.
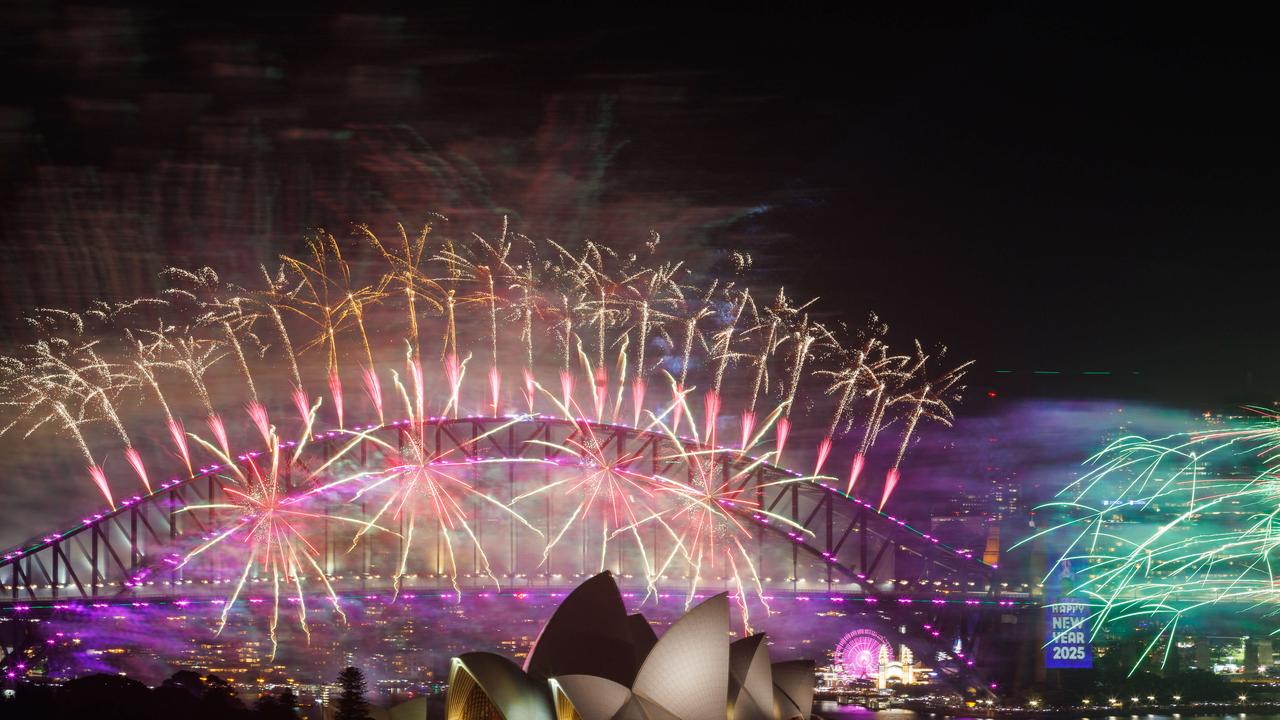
[0,415,1007,695]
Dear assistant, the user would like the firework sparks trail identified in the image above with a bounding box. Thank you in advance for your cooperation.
[627,398,817,632]
[522,367,537,414]
[813,344,871,479]
[835,324,906,492]
[510,385,678,592]
[177,418,381,659]
[280,234,390,430]
[206,414,231,458]
[363,366,384,424]
[617,263,679,426]
[880,348,972,509]
[223,321,259,405]
[268,305,303,392]
[662,280,716,438]
[739,290,794,451]
[137,360,194,475]
[168,417,192,476]
[311,373,544,601]
[328,368,345,429]
[849,383,888,494]
[609,335,630,424]
[247,402,271,445]
[88,464,114,509]
[774,313,828,464]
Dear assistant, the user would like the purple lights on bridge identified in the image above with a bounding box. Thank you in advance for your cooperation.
[1,415,1012,695]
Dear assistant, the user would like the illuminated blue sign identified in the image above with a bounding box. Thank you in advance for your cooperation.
[1045,598,1093,669]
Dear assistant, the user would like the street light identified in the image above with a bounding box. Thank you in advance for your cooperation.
[1173,695,1182,703]
[1109,698,1119,706]
[1029,699,1040,708]
[1082,698,1092,706]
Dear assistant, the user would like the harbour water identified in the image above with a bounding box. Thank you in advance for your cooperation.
[815,706,1275,720]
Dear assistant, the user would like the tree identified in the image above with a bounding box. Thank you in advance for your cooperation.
[278,687,299,716]
[200,673,246,717]
[255,693,282,718]
[335,666,370,720]
[163,669,206,697]
[58,674,152,719]
[256,688,300,720]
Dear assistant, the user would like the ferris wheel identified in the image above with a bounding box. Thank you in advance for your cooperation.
[834,629,895,681]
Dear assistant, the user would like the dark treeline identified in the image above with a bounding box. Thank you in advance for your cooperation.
[2,669,309,720]
[1019,668,1241,707]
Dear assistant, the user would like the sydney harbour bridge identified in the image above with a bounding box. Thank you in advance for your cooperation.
[0,415,1030,697]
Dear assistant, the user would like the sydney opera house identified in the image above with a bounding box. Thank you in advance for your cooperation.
[444,572,816,720]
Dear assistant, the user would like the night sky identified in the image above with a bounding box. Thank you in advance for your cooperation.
[3,4,1278,407]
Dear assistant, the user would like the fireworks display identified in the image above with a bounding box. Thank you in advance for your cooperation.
[0,219,970,643]
[1026,406,1280,672]
[177,421,361,658]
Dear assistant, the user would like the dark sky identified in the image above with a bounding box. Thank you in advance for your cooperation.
[3,3,1278,407]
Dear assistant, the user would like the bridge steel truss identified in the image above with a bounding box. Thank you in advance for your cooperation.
[0,415,1014,695]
